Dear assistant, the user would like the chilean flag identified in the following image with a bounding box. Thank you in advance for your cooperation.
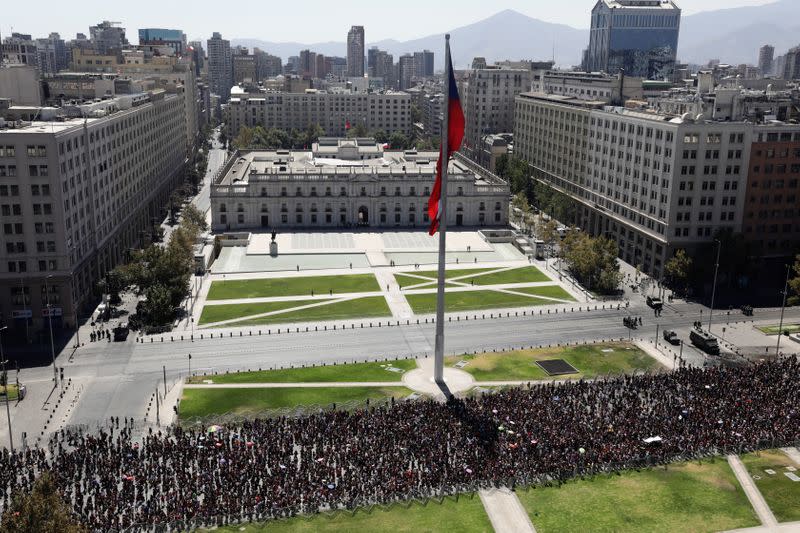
[427,41,465,236]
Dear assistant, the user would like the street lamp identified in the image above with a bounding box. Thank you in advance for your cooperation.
[707,239,721,333]
[44,275,59,388]
[188,353,192,377]
[776,264,791,356]
[0,326,13,451]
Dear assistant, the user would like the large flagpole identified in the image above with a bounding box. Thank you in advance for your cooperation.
[433,35,452,385]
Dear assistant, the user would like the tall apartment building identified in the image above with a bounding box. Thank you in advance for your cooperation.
[744,124,800,256]
[515,92,751,278]
[758,45,775,77]
[0,89,190,334]
[233,50,256,83]
[585,0,681,80]
[461,65,533,160]
[782,47,800,80]
[89,21,128,55]
[421,50,435,77]
[207,32,233,102]
[347,26,365,78]
[398,55,416,90]
[210,138,509,232]
[188,41,204,76]
[1,34,39,70]
[223,88,411,138]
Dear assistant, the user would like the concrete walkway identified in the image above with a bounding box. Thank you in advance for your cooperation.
[375,270,414,319]
[479,488,536,533]
[402,358,475,398]
[727,454,778,528]
[723,523,800,533]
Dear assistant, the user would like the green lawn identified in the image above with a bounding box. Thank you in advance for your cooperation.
[464,266,551,285]
[200,296,391,326]
[0,385,19,401]
[187,359,417,384]
[514,285,576,301]
[394,273,443,289]
[212,494,492,533]
[206,274,380,300]
[405,290,553,314]
[740,450,800,522]
[409,268,495,280]
[401,267,551,286]
[756,324,800,335]
[446,343,661,381]
[518,459,759,533]
[180,386,412,419]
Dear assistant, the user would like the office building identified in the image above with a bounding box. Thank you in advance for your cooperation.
[585,0,682,80]
[744,124,800,256]
[398,54,416,90]
[233,49,256,83]
[138,28,188,56]
[461,64,533,160]
[223,87,411,138]
[782,46,800,80]
[210,138,509,231]
[758,45,775,77]
[514,91,752,278]
[207,32,233,102]
[2,34,39,70]
[536,70,643,103]
[0,89,190,334]
[188,41,204,76]
[421,50,435,77]
[89,21,128,55]
[0,66,42,106]
[347,26,365,78]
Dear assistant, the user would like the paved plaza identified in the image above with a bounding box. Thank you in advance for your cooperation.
[189,230,584,330]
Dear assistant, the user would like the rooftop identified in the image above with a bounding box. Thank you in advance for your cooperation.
[215,138,506,187]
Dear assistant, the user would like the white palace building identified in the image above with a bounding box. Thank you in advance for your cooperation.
[210,138,510,232]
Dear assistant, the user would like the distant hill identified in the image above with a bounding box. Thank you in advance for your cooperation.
[231,1,800,71]
[678,0,800,64]
[232,10,587,70]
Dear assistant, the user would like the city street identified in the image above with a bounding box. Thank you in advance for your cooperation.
[1,294,797,450]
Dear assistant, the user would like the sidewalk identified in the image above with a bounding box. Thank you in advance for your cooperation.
[727,454,778,529]
[479,488,536,533]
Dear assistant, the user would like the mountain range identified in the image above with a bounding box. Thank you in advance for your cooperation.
[231,0,799,70]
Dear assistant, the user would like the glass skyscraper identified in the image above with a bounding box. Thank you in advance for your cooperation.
[585,0,681,80]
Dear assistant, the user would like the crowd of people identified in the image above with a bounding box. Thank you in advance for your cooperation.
[0,356,798,531]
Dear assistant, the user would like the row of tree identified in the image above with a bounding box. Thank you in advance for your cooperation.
[496,155,578,225]
[100,204,207,331]
[231,124,435,153]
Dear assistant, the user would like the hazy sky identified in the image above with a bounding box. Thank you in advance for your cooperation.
[2,0,778,43]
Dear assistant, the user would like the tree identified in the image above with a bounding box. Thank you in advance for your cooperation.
[346,123,369,138]
[788,254,800,306]
[0,472,87,533]
[181,204,208,233]
[372,129,388,143]
[388,132,411,151]
[561,232,622,294]
[232,126,254,150]
[664,249,692,294]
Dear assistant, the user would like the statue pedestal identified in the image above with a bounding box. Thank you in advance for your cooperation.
[270,241,278,257]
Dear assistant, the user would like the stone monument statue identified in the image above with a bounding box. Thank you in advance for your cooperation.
[270,229,278,257]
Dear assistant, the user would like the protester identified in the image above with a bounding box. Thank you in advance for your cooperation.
[0,357,797,531]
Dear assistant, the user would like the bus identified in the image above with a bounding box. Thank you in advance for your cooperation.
[690,328,720,355]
